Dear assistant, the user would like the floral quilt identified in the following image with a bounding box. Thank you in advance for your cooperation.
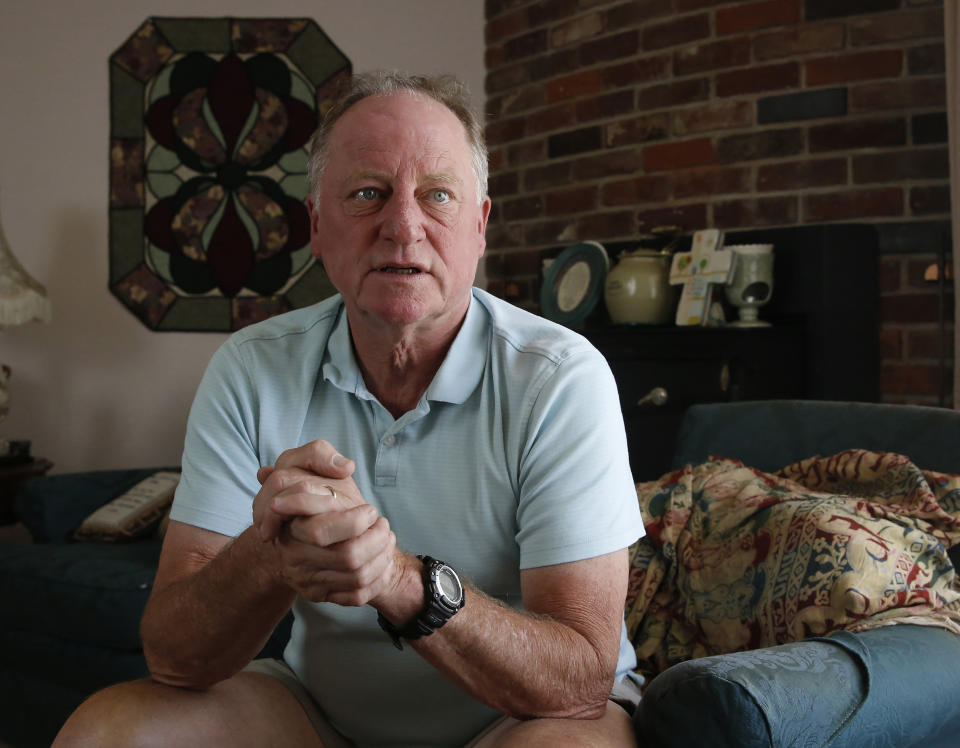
[625,449,960,681]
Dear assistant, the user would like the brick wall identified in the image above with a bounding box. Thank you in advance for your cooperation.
[483,0,953,406]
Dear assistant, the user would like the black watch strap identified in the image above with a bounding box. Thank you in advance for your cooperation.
[377,556,465,650]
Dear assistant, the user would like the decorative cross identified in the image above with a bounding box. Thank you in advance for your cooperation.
[668,229,733,326]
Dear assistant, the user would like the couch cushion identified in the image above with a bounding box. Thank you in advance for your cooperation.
[16,468,178,543]
[0,539,161,650]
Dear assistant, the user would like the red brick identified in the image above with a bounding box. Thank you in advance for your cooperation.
[504,29,549,61]
[676,0,732,9]
[674,38,751,75]
[528,0,581,26]
[545,69,605,102]
[576,91,637,123]
[486,116,527,146]
[641,13,710,50]
[605,0,673,29]
[545,185,600,215]
[672,166,751,199]
[488,147,507,172]
[486,64,529,94]
[527,103,577,136]
[757,158,847,191]
[879,328,903,359]
[551,12,604,48]
[604,55,672,88]
[906,258,940,288]
[713,196,799,228]
[716,0,800,35]
[909,44,946,77]
[907,329,951,359]
[849,7,945,46]
[578,30,640,66]
[638,78,710,109]
[574,149,645,180]
[600,176,671,206]
[804,188,904,221]
[806,50,903,86]
[604,113,670,147]
[576,210,637,239]
[880,364,942,396]
[643,138,716,172]
[524,219,577,246]
[717,128,804,163]
[809,118,906,152]
[502,195,544,222]
[503,250,544,276]
[673,101,753,135]
[486,45,508,70]
[507,140,546,167]
[881,293,945,324]
[636,203,708,233]
[910,186,952,215]
[852,148,949,183]
[527,50,580,82]
[493,85,548,117]
[850,78,946,111]
[488,171,519,199]
[878,259,902,293]
[753,24,845,60]
[523,162,572,191]
[485,8,529,44]
[716,62,800,97]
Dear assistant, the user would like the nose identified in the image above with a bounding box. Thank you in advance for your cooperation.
[379,192,426,246]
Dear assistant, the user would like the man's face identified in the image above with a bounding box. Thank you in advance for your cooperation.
[309,93,490,334]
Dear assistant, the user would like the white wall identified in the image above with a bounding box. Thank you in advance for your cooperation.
[0,1,486,473]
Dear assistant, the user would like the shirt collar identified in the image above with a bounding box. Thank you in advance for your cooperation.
[322,292,488,406]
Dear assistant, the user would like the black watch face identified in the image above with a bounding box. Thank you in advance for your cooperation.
[437,565,464,606]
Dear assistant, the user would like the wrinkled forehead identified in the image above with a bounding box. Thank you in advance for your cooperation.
[332,93,471,160]
[324,92,476,192]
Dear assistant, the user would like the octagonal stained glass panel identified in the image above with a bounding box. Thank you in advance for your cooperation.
[109,17,351,331]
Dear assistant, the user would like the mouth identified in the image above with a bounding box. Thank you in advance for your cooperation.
[377,265,423,275]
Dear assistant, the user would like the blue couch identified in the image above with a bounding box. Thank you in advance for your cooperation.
[633,400,960,747]
[0,468,290,748]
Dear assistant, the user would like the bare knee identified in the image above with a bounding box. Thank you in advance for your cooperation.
[54,679,172,748]
[54,672,323,748]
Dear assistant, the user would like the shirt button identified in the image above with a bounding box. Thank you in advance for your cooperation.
[382,434,396,446]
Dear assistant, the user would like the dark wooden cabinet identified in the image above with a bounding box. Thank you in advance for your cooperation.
[587,325,805,481]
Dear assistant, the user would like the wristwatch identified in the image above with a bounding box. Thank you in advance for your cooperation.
[378,555,465,650]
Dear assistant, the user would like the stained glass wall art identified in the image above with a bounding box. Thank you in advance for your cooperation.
[109,17,351,331]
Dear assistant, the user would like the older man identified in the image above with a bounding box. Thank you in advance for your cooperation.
[55,71,644,747]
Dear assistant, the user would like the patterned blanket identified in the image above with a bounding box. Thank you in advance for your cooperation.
[626,450,960,680]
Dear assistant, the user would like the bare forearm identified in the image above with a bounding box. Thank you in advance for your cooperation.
[410,586,616,720]
[141,528,295,689]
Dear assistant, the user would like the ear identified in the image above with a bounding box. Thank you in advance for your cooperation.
[306,196,324,262]
[475,197,491,258]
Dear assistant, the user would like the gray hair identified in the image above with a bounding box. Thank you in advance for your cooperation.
[307,71,488,207]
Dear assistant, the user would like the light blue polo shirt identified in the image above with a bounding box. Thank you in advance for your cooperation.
[171,288,644,747]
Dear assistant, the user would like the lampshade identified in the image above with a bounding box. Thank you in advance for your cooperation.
[0,207,51,328]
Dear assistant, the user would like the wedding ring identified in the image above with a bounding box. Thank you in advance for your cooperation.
[323,484,338,503]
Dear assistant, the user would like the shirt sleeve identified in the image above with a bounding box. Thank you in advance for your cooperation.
[514,343,645,569]
[168,340,262,538]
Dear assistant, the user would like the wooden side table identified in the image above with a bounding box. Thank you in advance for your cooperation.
[0,458,53,525]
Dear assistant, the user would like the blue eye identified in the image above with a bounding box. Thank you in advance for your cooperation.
[430,189,451,204]
[354,188,380,201]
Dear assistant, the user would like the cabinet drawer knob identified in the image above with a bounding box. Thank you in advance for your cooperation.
[637,387,668,408]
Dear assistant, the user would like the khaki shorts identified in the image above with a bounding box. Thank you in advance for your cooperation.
[244,659,643,746]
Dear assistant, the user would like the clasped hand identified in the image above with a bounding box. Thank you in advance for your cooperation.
[252,440,399,607]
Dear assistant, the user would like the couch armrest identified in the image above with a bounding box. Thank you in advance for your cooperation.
[634,624,960,748]
[15,468,179,543]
